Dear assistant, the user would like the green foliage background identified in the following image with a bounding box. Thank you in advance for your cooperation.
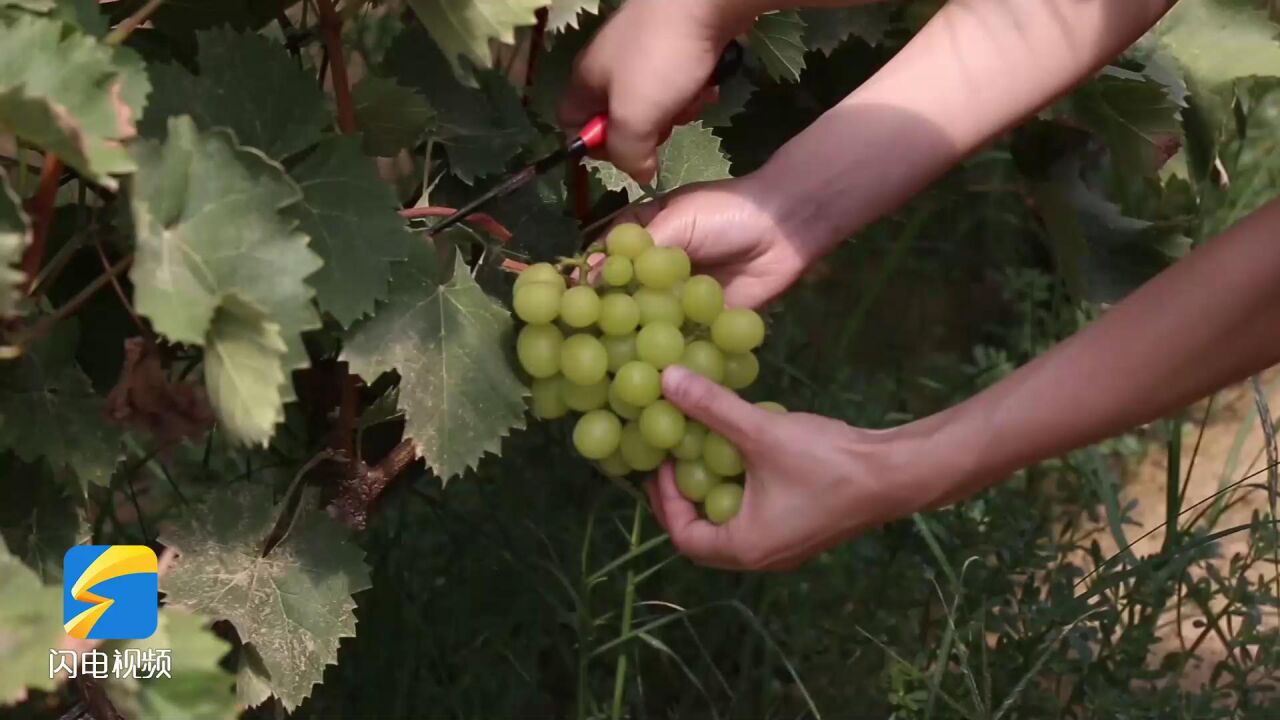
[1,0,1280,718]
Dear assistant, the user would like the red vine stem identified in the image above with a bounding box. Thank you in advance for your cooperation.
[105,0,167,46]
[20,155,62,294]
[399,206,514,243]
[314,0,357,135]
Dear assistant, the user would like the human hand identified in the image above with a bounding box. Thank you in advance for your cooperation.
[644,366,941,571]
[557,0,755,182]
[615,174,834,309]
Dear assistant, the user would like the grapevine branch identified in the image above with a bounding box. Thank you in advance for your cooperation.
[330,439,419,530]
[20,154,62,294]
[399,206,530,273]
[5,255,133,357]
[314,0,357,135]
[104,0,167,46]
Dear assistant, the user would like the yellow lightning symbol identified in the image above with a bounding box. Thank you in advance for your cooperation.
[64,546,157,639]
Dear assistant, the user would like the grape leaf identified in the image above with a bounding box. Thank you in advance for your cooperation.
[352,74,436,157]
[0,538,63,705]
[128,117,322,443]
[405,0,544,83]
[0,456,83,583]
[161,483,371,711]
[586,122,733,201]
[343,244,528,481]
[1032,157,1188,304]
[52,0,108,35]
[203,296,289,447]
[140,28,329,160]
[1067,67,1183,177]
[548,0,599,32]
[1156,0,1280,88]
[0,13,147,188]
[386,25,537,183]
[748,11,807,82]
[800,5,891,55]
[702,73,756,128]
[484,165,582,259]
[0,322,125,489]
[105,609,237,720]
[0,171,29,319]
[288,136,412,327]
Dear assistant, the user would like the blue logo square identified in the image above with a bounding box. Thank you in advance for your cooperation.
[62,545,159,641]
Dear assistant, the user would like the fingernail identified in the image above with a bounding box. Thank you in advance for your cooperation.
[662,365,694,396]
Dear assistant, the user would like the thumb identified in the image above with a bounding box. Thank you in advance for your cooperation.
[661,365,768,449]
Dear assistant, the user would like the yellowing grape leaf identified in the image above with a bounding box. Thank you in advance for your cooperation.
[203,296,289,447]
[352,74,436,157]
[406,0,544,83]
[0,171,28,319]
[586,122,733,201]
[105,608,237,720]
[140,28,329,160]
[343,244,527,481]
[0,322,125,489]
[0,13,148,188]
[548,0,599,32]
[386,25,537,182]
[129,117,322,445]
[161,483,371,711]
[748,11,807,82]
[288,136,412,327]
[1156,0,1280,88]
[0,538,63,704]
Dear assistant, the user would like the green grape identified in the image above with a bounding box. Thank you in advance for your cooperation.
[723,352,759,390]
[680,340,725,384]
[601,333,638,372]
[681,274,724,325]
[636,323,684,369]
[560,334,608,386]
[515,262,565,290]
[605,222,654,259]
[620,421,666,471]
[704,483,744,525]
[562,377,609,412]
[756,401,787,414]
[671,421,707,461]
[608,383,642,420]
[702,432,743,476]
[675,459,722,502]
[710,308,765,354]
[634,247,688,289]
[639,399,685,449]
[633,288,684,326]
[598,293,640,336]
[597,450,630,477]
[517,324,563,379]
[612,361,661,407]
[602,256,634,286]
[513,281,562,324]
[529,376,568,419]
[573,410,622,460]
[559,285,600,328]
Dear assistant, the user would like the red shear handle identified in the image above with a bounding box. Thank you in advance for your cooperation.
[578,115,608,151]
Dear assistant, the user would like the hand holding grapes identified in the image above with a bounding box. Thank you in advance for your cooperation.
[616,175,831,309]
[645,366,928,571]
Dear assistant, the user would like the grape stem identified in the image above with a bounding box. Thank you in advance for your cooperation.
[314,0,357,135]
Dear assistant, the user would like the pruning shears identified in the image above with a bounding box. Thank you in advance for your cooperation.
[427,40,744,237]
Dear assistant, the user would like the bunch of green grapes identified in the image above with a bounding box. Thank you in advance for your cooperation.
[512,223,783,525]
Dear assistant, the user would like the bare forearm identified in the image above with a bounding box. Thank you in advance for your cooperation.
[751,0,1175,258]
[917,200,1280,505]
